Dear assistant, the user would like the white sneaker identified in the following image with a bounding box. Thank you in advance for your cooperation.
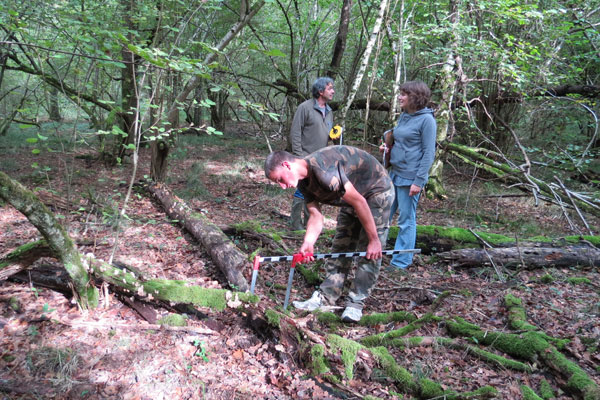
[292,291,323,311]
[341,306,362,323]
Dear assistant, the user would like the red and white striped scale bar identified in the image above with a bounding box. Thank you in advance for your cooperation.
[250,248,421,301]
[256,248,421,264]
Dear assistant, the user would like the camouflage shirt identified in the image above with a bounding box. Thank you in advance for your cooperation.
[298,145,392,207]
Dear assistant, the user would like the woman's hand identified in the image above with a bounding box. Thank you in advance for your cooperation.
[409,184,421,196]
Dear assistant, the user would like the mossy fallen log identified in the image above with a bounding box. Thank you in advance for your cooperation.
[0,240,52,280]
[0,171,98,308]
[387,224,600,254]
[5,241,258,313]
[87,255,258,311]
[446,317,600,399]
[148,183,249,291]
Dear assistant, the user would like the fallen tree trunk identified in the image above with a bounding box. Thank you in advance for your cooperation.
[148,183,249,291]
[389,224,600,254]
[6,244,258,313]
[438,245,600,268]
[0,240,52,280]
[0,171,98,308]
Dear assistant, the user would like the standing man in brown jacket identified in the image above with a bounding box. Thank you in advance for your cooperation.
[289,77,335,230]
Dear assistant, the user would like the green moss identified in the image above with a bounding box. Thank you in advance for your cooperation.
[521,385,543,400]
[361,314,437,347]
[358,311,416,326]
[327,334,363,380]
[446,317,548,360]
[504,293,539,332]
[265,309,281,328]
[435,336,532,372]
[369,346,416,392]
[310,344,330,376]
[142,280,258,311]
[448,386,498,399]
[296,264,321,286]
[158,313,188,327]
[0,240,47,270]
[316,311,342,325]
[418,378,444,398]
[538,379,555,400]
[527,235,600,246]
[8,296,21,312]
[415,225,514,246]
[567,277,591,285]
[539,274,555,284]
[541,347,599,399]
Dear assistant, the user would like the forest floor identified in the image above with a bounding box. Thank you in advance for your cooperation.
[1,125,599,399]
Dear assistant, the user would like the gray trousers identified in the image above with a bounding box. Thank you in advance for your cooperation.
[290,196,308,230]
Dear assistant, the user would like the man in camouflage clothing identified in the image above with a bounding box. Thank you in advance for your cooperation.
[264,146,394,322]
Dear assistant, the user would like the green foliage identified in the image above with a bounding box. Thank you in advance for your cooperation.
[264,309,281,328]
[158,313,188,327]
[192,339,210,362]
[567,277,591,285]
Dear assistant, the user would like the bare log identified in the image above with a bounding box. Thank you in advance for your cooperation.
[148,183,249,291]
[439,246,600,268]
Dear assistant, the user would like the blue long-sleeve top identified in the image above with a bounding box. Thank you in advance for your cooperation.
[388,107,436,188]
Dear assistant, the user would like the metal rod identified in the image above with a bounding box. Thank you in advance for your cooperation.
[282,267,296,310]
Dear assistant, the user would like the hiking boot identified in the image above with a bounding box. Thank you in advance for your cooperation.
[341,306,362,323]
[292,290,323,311]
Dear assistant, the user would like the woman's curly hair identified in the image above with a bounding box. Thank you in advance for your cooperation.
[399,80,431,110]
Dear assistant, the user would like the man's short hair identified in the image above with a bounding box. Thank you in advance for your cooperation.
[312,77,334,99]
[264,150,299,177]
[399,80,431,110]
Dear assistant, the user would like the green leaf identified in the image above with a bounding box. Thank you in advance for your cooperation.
[37,133,48,141]
[264,48,286,57]
[32,149,41,155]
[26,138,38,144]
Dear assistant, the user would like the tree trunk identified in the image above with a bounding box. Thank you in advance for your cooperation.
[118,0,139,160]
[326,0,353,79]
[147,183,250,291]
[389,224,599,254]
[6,251,257,312]
[427,0,462,199]
[338,0,389,134]
[439,245,600,269]
[0,172,99,308]
[47,86,62,121]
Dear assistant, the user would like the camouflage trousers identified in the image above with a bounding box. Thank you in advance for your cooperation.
[319,186,394,310]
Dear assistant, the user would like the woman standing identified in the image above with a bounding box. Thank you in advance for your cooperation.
[382,81,436,269]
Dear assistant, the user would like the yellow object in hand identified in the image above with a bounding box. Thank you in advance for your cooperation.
[329,125,342,140]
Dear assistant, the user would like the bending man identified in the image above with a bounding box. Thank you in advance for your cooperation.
[264,146,393,322]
